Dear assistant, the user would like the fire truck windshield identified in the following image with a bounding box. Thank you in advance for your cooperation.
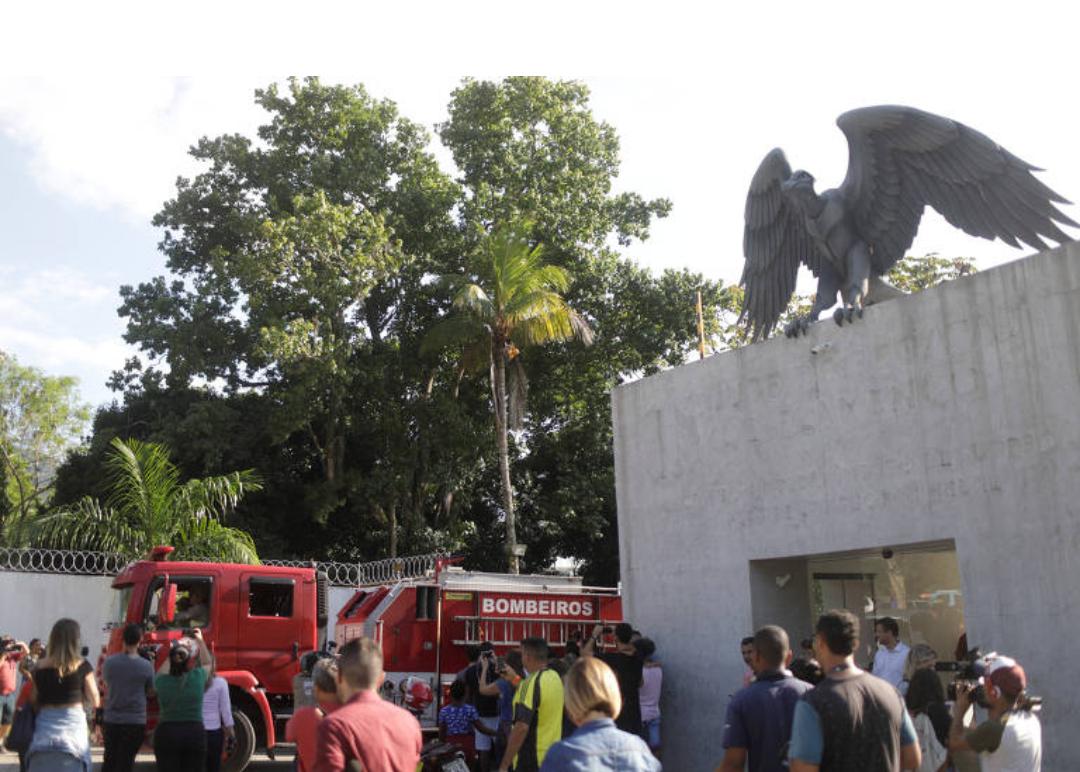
[111,585,134,626]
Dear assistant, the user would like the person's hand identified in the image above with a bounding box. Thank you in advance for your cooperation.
[191,627,204,641]
[954,682,973,711]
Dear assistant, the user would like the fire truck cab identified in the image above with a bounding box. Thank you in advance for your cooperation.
[107,546,327,772]
[335,557,621,725]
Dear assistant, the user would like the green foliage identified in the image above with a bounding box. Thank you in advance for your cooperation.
[425,221,594,571]
[33,437,260,563]
[0,351,90,543]
[67,76,729,580]
[888,253,977,292]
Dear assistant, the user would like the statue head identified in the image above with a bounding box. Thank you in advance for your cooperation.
[781,170,817,202]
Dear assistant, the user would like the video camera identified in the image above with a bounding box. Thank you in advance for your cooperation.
[943,647,988,706]
[942,647,1043,710]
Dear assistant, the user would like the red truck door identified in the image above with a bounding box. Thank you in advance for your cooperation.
[238,573,305,696]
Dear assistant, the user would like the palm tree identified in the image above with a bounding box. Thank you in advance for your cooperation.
[31,437,261,563]
[424,223,593,573]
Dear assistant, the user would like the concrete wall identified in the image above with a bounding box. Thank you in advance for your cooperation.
[0,573,117,652]
[612,243,1080,770]
[0,574,365,653]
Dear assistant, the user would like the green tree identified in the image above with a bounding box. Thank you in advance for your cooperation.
[888,253,977,292]
[0,351,90,542]
[425,223,593,573]
[33,437,261,562]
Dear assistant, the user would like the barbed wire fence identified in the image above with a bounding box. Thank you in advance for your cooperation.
[0,547,448,587]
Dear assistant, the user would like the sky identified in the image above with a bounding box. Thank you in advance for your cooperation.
[2,2,1078,409]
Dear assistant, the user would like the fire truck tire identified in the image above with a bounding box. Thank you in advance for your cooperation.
[222,709,256,772]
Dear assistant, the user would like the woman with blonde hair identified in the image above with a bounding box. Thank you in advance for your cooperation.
[27,618,100,771]
[540,657,660,771]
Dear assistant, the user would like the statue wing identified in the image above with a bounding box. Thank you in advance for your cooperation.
[741,148,826,341]
[837,105,1076,274]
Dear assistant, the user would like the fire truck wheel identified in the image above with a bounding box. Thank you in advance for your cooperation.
[222,709,256,772]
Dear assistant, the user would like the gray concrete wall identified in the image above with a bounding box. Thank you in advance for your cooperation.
[0,574,365,653]
[0,573,117,652]
[612,243,1080,770]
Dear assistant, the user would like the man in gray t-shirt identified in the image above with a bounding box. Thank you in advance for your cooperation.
[102,624,155,772]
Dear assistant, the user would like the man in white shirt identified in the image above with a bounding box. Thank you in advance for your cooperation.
[870,617,909,689]
[947,654,1041,771]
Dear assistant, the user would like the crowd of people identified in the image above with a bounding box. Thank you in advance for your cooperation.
[718,611,1042,772]
[1,620,234,772]
[286,621,664,772]
[1,608,1043,772]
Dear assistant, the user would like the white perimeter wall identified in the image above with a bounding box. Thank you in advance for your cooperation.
[0,573,117,653]
[612,243,1080,770]
[0,574,362,654]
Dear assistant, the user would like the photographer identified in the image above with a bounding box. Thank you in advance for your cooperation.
[466,642,501,771]
[154,628,213,772]
[947,654,1041,771]
[582,623,643,735]
[101,623,155,772]
[0,635,28,748]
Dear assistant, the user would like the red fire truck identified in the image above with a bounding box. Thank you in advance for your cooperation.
[106,546,328,771]
[335,557,622,724]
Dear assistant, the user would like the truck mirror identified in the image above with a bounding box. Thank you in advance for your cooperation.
[160,582,178,625]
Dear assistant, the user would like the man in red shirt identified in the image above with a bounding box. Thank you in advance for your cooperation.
[0,636,28,746]
[314,637,422,772]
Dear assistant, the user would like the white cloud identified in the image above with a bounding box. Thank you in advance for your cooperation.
[0,78,265,221]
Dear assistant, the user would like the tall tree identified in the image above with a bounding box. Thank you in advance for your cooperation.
[33,437,260,562]
[0,351,89,543]
[117,77,461,531]
[425,223,593,572]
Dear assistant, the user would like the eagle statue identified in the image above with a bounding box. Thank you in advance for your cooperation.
[740,105,1076,340]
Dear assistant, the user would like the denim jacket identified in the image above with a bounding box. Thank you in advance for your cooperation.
[539,718,662,772]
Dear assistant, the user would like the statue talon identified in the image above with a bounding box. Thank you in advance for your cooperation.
[785,315,812,338]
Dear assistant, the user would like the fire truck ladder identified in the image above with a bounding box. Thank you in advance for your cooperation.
[452,616,622,649]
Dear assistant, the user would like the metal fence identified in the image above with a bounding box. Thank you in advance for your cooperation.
[0,547,446,587]
[0,547,130,576]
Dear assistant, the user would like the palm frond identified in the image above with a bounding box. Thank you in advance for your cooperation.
[174,470,263,524]
[29,497,145,558]
[172,518,260,564]
[452,284,495,321]
[513,305,594,348]
[103,438,180,536]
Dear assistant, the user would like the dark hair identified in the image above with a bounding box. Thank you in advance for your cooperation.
[752,625,789,669]
[168,641,190,677]
[875,617,900,637]
[547,657,569,677]
[479,641,495,653]
[565,640,581,657]
[465,644,481,663]
[905,668,945,715]
[521,637,549,661]
[816,609,859,656]
[450,679,466,700]
[122,623,143,647]
[614,623,634,644]
[741,636,755,647]
[789,657,824,686]
[29,638,41,648]
[633,637,656,660]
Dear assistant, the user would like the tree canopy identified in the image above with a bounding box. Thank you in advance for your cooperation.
[48,77,976,582]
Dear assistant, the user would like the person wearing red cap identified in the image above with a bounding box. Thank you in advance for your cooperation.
[948,654,1041,772]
